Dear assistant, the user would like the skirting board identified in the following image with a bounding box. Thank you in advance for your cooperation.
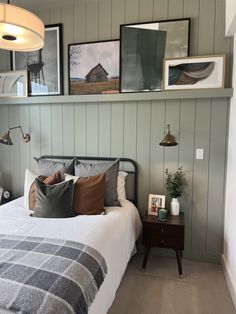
[222,254,236,309]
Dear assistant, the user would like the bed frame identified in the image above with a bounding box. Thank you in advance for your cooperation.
[39,155,138,206]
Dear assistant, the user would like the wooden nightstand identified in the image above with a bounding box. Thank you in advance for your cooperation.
[142,212,185,277]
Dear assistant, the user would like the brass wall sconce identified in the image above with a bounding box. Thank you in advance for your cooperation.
[0,126,30,145]
[159,124,178,147]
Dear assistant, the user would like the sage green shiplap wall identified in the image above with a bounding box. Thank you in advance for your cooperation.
[0,0,233,263]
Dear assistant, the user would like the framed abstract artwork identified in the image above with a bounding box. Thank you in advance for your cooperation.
[163,55,225,90]
[0,70,27,97]
[68,40,119,95]
[11,24,63,96]
[120,18,190,93]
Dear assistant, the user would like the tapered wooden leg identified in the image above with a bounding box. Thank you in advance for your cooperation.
[142,245,151,269]
[175,250,183,278]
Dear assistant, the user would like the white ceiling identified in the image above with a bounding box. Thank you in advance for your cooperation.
[9,0,98,10]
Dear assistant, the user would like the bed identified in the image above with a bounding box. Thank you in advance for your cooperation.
[0,156,142,314]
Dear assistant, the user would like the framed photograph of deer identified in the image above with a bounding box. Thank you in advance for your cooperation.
[11,24,63,96]
[68,40,119,95]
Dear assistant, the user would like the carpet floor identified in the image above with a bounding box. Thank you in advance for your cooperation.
[108,254,236,314]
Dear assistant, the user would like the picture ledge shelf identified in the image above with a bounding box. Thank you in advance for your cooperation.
[0,88,233,105]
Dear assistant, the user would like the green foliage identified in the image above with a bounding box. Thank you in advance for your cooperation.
[165,167,185,198]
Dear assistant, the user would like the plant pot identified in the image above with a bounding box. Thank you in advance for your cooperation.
[171,198,179,216]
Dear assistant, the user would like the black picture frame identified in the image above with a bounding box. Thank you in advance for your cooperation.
[68,39,119,95]
[120,18,190,93]
[11,23,64,96]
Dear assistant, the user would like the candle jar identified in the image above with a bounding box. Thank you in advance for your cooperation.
[158,208,168,221]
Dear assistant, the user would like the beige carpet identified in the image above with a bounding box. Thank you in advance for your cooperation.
[108,254,236,314]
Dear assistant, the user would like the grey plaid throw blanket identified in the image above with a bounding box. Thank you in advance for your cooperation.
[0,234,107,314]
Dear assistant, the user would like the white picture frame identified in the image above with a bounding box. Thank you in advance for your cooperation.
[148,194,166,216]
[0,70,27,97]
[163,55,225,91]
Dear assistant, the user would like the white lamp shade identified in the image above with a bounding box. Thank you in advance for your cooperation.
[0,4,44,51]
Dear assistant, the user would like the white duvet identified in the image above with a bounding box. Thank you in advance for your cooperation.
[0,197,142,314]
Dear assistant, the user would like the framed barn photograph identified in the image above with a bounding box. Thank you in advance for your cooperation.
[0,70,27,97]
[11,24,63,96]
[163,55,225,90]
[148,194,166,216]
[68,40,119,95]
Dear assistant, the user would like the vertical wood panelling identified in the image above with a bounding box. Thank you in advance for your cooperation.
[123,102,137,167]
[74,104,86,155]
[153,0,168,20]
[73,4,86,43]
[111,0,125,38]
[184,0,199,56]
[150,100,165,194]
[29,105,41,169]
[49,6,62,23]
[8,105,20,197]
[164,100,180,170]
[86,3,99,41]
[198,0,215,54]
[62,6,74,95]
[207,98,228,253]
[125,0,139,23]
[40,104,52,156]
[0,105,10,189]
[98,103,111,157]
[137,101,151,213]
[192,99,211,252]
[0,0,232,263]
[62,104,75,155]
[179,99,196,255]
[139,0,154,21]
[111,102,124,157]
[86,103,99,157]
[168,0,184,19]
[214,0,232,87]
[19,105,30,194]
[51,105,63,155]
[99,0,112,39]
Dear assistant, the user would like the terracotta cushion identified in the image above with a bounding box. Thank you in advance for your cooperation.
[29,171,61,210]
[65,173,106,215]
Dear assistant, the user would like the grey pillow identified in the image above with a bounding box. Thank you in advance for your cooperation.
[74,159,120,207]
[34,158,74,179]
[32,178,74,218]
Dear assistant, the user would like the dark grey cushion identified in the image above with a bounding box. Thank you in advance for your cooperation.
[34,158,74,180]
[32,178,74,218]
[74,159,120,207]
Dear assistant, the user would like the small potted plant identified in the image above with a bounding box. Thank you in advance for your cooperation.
[165,167,185,215]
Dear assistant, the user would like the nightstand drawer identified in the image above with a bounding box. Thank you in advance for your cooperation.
[143,234,184,250]
[143,222,184,238]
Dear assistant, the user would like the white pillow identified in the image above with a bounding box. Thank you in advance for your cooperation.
[23,169,38,209]
[64,173,79,183]
[117,171,128,201]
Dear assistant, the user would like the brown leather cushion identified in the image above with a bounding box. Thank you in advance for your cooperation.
[73,173,106,215]
[29,171,61,210]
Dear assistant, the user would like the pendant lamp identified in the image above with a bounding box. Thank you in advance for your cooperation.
[159,124,178,147]
[0,1,44,51]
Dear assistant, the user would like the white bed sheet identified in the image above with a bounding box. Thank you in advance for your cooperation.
[0,197,142,314]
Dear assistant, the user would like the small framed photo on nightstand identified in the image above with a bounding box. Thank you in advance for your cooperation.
[148,194,165,216]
